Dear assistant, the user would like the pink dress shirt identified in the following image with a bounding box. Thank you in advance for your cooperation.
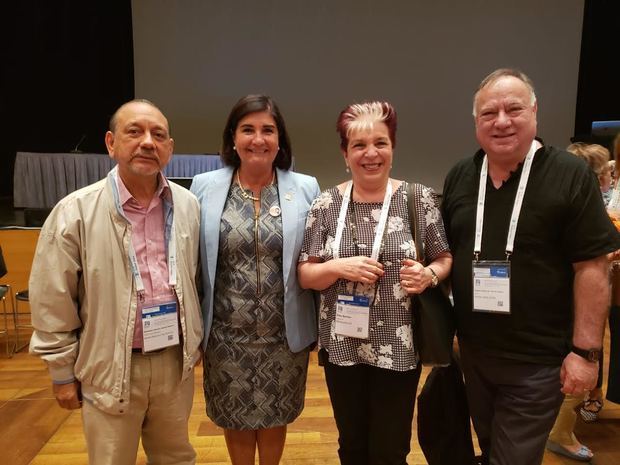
[117,174,176,349]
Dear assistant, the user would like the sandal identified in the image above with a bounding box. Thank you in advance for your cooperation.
[579,398,603,423]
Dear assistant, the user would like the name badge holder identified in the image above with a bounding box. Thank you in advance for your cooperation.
[472,261,511,313]
[335,294,371,339]
[472,141,537,315]
[333,181,392,339]
[141,298,180,352]
[112,170,180,352]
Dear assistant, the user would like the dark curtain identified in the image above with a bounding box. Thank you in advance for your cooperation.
[574,0,620,146]
[0,1,134,197]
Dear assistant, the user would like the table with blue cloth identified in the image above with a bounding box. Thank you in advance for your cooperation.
[13,152,222,208]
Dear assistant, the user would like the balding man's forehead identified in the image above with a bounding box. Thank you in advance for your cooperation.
[474,76,535,115]
[117,103,169,128]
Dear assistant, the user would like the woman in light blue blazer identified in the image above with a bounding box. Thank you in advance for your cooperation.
[190,95,320,465]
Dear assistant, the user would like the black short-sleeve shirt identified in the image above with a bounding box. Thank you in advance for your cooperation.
[442,144,620,364]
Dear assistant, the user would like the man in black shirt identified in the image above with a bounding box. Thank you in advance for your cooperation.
[442,68,620,465]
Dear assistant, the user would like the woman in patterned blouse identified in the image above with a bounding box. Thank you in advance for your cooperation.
[297,101,452,465]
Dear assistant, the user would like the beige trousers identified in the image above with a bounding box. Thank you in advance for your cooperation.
[82,346,196,465]
[548,393,585,445]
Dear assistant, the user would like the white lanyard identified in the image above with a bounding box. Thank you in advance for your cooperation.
[333,180,393,261]
[112,171,177,295]
[474,141,537,260]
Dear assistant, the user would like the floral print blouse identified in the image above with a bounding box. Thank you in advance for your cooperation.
[299,183,450,371]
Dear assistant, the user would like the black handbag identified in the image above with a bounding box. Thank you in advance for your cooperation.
[405,182,455,367]
[417,354,477,465]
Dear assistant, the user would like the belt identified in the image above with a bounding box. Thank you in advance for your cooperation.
[132,347,168,355]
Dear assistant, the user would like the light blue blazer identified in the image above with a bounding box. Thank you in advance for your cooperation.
[190,166,321,352]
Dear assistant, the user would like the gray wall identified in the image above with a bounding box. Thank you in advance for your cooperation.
[132,0,584,191]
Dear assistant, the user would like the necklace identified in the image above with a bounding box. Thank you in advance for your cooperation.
[236,170,275,201]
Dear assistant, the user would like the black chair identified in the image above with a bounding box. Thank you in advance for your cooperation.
[10,209,47,352]
[0,246,13,356]
[13,289,30,353]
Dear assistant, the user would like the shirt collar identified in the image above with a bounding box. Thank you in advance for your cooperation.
[117,171,171,206]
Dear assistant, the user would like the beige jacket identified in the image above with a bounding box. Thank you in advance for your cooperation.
[29,167,203,415]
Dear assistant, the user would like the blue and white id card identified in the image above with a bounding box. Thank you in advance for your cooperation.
[141,300,180,352]
[335,294,370,339]
[472,261,511,314]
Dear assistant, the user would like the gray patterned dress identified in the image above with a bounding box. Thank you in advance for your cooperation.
[204,182,309,430]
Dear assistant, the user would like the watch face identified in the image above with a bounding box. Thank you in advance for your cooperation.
[588,350,601,362]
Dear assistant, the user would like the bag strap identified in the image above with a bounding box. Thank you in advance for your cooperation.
[406,182,426,264]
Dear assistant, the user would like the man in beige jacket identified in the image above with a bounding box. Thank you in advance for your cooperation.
[29,100,203,465]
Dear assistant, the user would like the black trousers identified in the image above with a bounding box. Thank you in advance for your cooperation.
[460,342,564,465]
[322,351,422,465]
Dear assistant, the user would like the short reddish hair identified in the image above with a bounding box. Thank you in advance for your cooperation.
[336,101,397,151]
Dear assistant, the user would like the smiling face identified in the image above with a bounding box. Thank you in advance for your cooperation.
[343,122,393,189]
[474,75,537,161]
[233,111,279,174]
[105,101,173,185]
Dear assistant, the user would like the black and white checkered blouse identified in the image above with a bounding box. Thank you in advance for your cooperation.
[299,182,450,371]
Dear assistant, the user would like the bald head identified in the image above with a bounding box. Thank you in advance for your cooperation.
[104,99,174,186]
[109,99,170,134]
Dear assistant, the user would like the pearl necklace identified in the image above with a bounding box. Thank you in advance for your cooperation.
[236,170,274,201]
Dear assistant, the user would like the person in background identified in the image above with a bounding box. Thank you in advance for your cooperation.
[298,101,452,465]
[608,133,620,408]
[565,142,612,206]
[546,142,613,461]
[190,94,320,465]
[441,68,620,465]
[596,133,620,422]
[29,99,203,465]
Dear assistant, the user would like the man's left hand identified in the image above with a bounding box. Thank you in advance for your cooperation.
[560,351,598,395]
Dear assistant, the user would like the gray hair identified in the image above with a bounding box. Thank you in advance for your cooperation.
[472,68,537,117]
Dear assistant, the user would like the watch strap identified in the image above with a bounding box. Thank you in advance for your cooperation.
[428,267,439,288]
[571,345,602,362]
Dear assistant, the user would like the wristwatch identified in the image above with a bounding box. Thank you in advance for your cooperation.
[571,345,602,362]
[427,267,439,288]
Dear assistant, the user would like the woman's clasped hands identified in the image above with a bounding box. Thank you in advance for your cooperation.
[337,256,384,284]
